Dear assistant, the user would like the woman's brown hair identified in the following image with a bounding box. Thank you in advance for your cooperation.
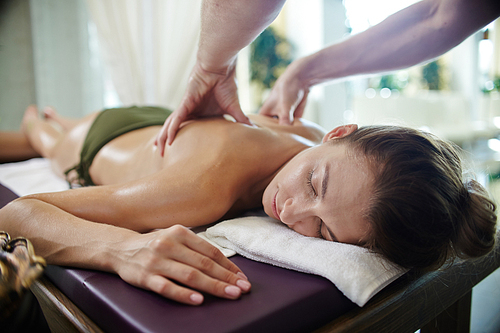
[341,125,497,271]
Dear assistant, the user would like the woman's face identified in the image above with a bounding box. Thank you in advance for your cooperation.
[262,125,373,245]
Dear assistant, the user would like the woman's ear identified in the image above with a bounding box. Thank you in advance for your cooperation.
[322,124,358,143]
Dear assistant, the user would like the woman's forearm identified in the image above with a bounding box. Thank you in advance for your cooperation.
[0,196,251,305]
[0,197,135,272]
[197,0,286,73]
[296,0,500,87]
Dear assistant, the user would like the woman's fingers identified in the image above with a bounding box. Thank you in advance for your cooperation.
[153,226,251,291]
[117,226,251,305]
[144,273,206,305]
[147,260,245,302]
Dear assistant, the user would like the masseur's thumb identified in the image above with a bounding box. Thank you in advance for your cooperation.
[226,100,253,127]
[279,89,306,125]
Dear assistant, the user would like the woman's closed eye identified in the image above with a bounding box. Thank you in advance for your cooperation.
[307,169,317,196]
[316,220,326,240]
[317,220,337,242]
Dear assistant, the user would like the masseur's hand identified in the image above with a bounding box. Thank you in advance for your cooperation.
[260,59,309,125]
[113,225,251,305]
[155,61,252,155]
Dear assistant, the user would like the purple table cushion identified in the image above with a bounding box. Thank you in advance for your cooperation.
[0,183,356,332]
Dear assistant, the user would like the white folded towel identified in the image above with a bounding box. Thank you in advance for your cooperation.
[0,158,68,196]
[200,216,407,307]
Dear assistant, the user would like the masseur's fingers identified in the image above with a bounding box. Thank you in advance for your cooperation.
[155,118,170,156]
[293,89,308,119]
[281,89,308,124]
[260,57,310,125]
[225,103,252,128]
[155,93,198,155]
[155,62,253,153]
[260,88,305,125]
[260,83,305,125]
[166,107,187,146]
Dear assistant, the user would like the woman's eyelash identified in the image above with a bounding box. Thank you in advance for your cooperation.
[317,221,325,240]
[307,170,317,196]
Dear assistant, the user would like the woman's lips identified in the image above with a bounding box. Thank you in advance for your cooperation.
[272,192,280,221]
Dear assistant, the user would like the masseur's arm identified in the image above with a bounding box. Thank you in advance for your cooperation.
[0,197,249,306]
[260,0,500,123]
[155,0,286,153]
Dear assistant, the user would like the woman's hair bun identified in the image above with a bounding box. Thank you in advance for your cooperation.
[452,179,497,259]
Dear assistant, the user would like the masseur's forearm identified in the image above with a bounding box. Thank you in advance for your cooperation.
[296,0,500,87]
[197,0,286,73]
[0,197,134,271]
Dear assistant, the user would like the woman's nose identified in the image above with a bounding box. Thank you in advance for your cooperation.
[280,197,309,226]
[280,199,317,237]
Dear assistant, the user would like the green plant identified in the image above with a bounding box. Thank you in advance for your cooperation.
[250,27,293,90]
[368,73,408,91]
[422,60,442,90]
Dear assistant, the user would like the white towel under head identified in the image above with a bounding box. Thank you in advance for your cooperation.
[200,216,407,307]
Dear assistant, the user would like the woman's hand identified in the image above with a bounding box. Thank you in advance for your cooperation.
[260,59,309,125]
[155,61,252,155]
[112,225,251,305]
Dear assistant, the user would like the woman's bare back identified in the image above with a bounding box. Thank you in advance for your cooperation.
[26,107,326,229]
[81,113,326,188]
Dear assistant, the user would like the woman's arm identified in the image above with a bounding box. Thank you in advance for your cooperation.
[0,197,250,305]
[28,157,239,232]
[260,0,500,122]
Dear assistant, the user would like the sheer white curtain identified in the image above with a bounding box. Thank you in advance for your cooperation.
[85,0,201,108]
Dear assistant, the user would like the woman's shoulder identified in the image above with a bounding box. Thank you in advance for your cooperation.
[248,114,326,144]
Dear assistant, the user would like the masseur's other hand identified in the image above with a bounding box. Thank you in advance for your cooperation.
[155,61,252,155]
[114,225,251,305]
[260,59,309,125]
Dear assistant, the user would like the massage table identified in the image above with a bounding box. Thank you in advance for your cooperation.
[1,182,499,332]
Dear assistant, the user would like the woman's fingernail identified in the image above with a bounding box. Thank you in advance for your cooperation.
[236,272,248,280]
[225,285,241,297]
[190,293,204,305]
[237,279,251,291]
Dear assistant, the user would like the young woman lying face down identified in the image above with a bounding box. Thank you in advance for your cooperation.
[0,105,497,305]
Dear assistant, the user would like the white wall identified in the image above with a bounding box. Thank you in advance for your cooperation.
[284,0,348,129]
[0,0,36,131]
[0,0,107,131]
[30,0,105,118]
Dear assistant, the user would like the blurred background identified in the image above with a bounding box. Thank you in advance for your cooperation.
[2,0,499,189]
[1,1,499,192]
[0,1,499,331]
[0,0,499,184]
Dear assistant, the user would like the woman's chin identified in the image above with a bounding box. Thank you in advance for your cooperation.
[261,203,272,219]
